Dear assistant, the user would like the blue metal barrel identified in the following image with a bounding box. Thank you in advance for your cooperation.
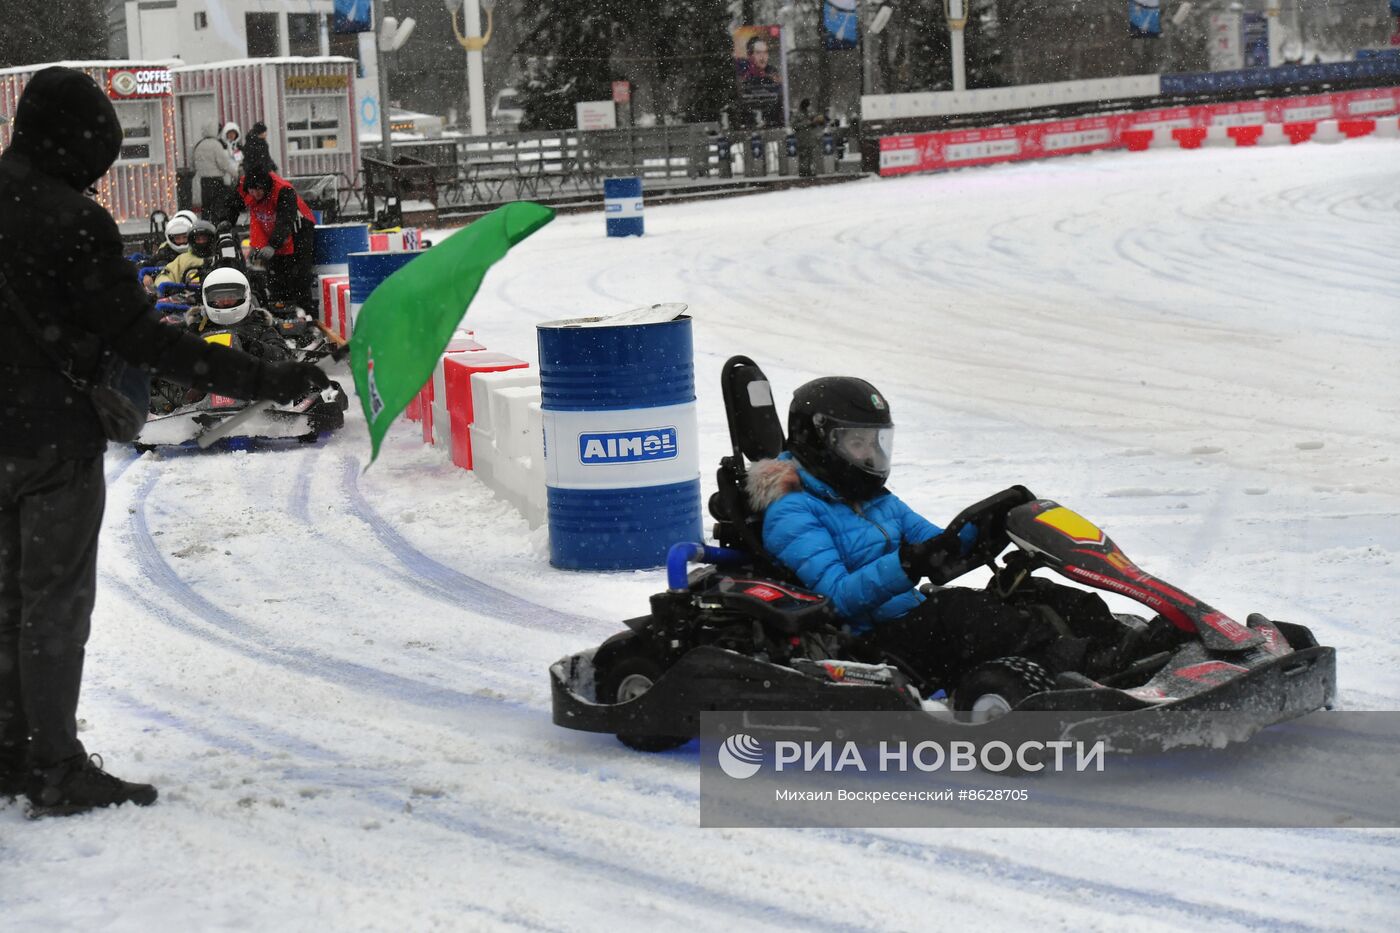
[537,315,700,570]
[603,176,644,237]
[347,250,423,337]
[313,222,370,277]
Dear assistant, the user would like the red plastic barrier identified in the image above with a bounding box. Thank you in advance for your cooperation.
[442,353,530,469]
[1337,119,1376,138]
[1172,127,1208,149]
[1284,122,1316,144]
[418,335,488,442]
[319,275,348,334]
[1227,125,1264,146]
[1122,128,1153,151]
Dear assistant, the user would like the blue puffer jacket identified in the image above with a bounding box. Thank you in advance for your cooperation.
[749,453,975,633]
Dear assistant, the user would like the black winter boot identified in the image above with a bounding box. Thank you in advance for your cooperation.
[26,754,158,817]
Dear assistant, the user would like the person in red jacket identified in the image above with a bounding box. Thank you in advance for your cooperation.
[236,169,317,312]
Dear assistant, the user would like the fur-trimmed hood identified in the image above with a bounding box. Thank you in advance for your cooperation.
[746,456,802,512]
[747,452,847,511]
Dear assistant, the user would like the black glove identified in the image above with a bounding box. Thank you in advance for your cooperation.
[257,361,330,404]
[899,531,962,585]
[254,245,276,262]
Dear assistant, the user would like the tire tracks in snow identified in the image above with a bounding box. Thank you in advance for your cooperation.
[336,456,600,635]
[93,584,869,933]
[122,468,529,720]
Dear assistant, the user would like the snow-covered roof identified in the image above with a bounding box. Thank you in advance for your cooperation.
[0,59,178,77]
[170,56,356,72]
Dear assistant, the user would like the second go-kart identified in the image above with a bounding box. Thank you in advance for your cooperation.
[138,267,348,449]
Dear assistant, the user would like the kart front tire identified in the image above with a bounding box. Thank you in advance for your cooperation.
[953,657,1054,724]
[596,654,689,753]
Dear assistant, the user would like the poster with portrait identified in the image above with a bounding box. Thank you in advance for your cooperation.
[733,25,788,129]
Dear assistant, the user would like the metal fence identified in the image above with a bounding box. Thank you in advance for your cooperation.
[320,122,858,218]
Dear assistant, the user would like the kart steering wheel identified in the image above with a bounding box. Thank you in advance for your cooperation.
[925,485,1036,586]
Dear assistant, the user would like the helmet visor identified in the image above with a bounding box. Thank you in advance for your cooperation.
[204,285,246,310]
[826,423,894,479]
[168,233,189,246]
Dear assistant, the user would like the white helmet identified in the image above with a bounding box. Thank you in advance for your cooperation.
[165,209,198,254]
[202,267,252,326]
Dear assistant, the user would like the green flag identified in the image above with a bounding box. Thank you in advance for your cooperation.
[349,202,554,464]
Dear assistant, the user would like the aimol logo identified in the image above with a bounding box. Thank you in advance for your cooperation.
[579,427,678,464]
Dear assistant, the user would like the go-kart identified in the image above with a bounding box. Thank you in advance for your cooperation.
[550,357,1336,752]
[138,326,348,450]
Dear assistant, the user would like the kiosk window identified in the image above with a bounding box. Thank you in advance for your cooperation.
[288,13,322,56]
[114,101,159,164]
[286,97,344,152]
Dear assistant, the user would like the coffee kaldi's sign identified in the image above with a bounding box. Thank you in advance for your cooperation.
[107,67,173,99]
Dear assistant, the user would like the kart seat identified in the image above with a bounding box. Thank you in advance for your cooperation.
[708,356,793,581]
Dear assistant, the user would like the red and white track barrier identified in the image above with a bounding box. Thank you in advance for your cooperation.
[317,274,353,342]
[368,228,423,252]
[880,87,1400,175]
[392,329,545,526]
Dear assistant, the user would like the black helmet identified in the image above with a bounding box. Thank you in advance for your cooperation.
[188,220,218,259]
[787,376,894,501]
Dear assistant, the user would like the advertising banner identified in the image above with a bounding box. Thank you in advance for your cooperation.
[334,0,374,34]
[824,0,860,51]
[1128,0,1161,38]
[733,25,788,128]
[106,67,172,99]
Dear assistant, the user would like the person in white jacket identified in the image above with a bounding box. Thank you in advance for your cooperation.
[221,121,243,168]
[191,121,238,212]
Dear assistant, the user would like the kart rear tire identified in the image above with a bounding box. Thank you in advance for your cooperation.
[596,654,690,753]
[953,657,1054,724]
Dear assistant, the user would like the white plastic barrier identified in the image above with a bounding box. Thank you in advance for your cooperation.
[1204,125,1232,147]
[467,370,546,528]
[1311,119,1344,144]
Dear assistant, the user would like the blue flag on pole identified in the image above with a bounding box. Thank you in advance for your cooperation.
[334,0,373,34]
[1129,0,1162,38]
[823,1,859,51]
